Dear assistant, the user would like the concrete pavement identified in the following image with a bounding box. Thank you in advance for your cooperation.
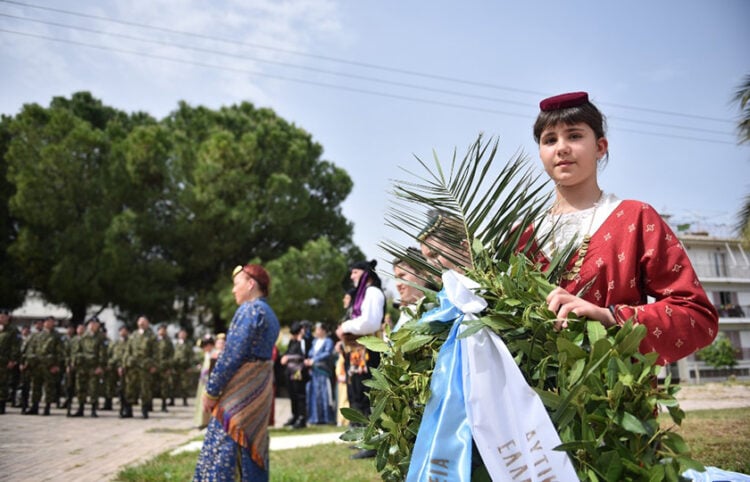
[0,396,335,482]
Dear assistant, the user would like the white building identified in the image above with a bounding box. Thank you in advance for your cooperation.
[676,233,750,382]
[10,291,123,339]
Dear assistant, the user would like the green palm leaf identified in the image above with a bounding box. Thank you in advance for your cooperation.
[381,134,566,276]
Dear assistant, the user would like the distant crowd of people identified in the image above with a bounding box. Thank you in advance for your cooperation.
[0,311,199,419]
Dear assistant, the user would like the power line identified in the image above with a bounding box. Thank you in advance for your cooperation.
[0,0,543,96]
[0,27,739,147]
[0,28,532,117]
[0,13,737,139]
[0,0,736,125]
[0,13,532,110]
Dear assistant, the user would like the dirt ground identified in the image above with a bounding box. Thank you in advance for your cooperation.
[675,382,750,411]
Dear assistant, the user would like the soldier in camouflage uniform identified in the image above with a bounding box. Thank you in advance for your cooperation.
[111,326,131,418]
[172,329,194,407]
[100,326,114,411]
[62,324,80,412]
[29,317,64,416]
[70,317,107,417]
[124,316,157,419]
[0,309,22,414]
[19,321,41,413]
[154,324,174,412]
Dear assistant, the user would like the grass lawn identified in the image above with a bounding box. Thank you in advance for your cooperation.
[661,407,750,474]
[116,408,749,481]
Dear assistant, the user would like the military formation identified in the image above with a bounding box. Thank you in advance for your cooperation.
[0,310,198,419]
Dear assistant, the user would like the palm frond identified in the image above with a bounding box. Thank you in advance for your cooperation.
[381,134,566,276]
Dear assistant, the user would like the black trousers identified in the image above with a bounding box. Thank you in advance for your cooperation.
[288,379,307,421]
[347,349,381,419]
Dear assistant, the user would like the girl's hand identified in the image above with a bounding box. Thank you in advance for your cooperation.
[546,287,615,330]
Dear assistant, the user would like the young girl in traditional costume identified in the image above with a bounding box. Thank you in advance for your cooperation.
[519,91,718,364]
[405,94,720,480]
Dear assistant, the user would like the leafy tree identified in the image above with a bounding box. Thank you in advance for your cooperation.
[4,92,361,330]
[697,333,738,371]
[218,237,349,327]
[733,74,750,240]
[0,115,26,309]
[5,94,151,323]
[162,102,359,331]
[264,237,348,326]
[734,74,750,145]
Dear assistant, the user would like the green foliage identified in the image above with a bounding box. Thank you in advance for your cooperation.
[0,115,26,308]
[345,135,701,481]
[254,237,348,326]
[733,74,750,240]
[3,92,359,327]
[696,333,737,370]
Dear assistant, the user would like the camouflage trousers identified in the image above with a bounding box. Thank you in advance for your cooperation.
[31,366,60,405]
[75,366,101,404]
[125,367,153,406]
[151,369,172,400]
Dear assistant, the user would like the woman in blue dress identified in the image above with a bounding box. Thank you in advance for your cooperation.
[304,322,335,425]
[194,264,281,482]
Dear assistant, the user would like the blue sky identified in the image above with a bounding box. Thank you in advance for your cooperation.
[2,0,749,268]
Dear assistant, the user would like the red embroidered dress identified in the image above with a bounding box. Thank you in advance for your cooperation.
[519,198,718,364]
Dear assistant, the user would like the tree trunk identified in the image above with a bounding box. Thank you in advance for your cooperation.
[69,302,88,326]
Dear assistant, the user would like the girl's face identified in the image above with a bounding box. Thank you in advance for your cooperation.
[538,122,608,189]
[420,236,470,272]
[393,264,423,305]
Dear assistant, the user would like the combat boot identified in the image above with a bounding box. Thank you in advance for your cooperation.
[72,403,84,417]
[90,402,98,418]
[183,397,188,407]
[24,402,39,415]
[141,404,149,419]
[43,403,51,416]
[161,399,168,412]
[103,398,113,411]
[169,397,175,406]
[119,402,133,419]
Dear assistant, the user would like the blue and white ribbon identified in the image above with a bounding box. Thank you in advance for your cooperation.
[408,270,578,482]
[406,271,486,482]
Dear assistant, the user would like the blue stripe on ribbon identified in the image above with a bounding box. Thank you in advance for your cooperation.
[406,289,473,482]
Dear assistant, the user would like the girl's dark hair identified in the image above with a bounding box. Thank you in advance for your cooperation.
[533,101,608,145]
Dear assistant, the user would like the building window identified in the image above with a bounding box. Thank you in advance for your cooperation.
[712,251,728,277]
[716,292,744,317]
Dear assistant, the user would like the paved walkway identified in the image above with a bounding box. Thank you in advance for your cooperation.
[0,396,329,482]
[1,383,746,481]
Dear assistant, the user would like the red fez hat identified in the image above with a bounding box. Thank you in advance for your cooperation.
[539,91,589,112]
